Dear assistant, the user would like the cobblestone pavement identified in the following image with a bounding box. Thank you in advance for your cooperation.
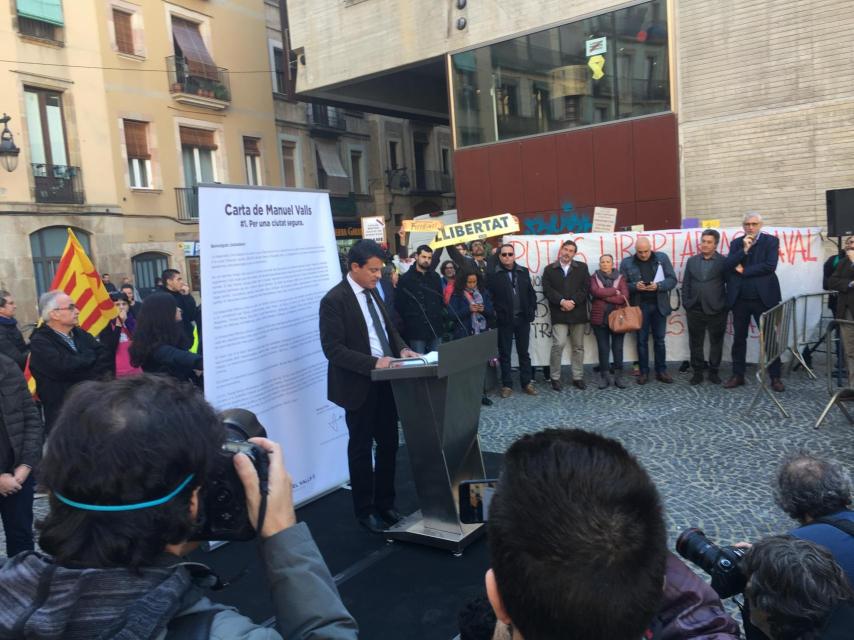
[4,360,852,565]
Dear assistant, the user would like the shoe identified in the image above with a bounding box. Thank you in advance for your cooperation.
[597,373,609,390]
[771,377,785,393]
[723,375,745,389]
[707,371,722,385]
[637,373,648,385]
[550,379,562,391]
[656,372,674,384]
[614,372,628,389]
[377,508,403,526]
[572,379,586,390]
[481,395,493,406]
[357,514,386,534]
[500,387,513,398]
[523,383,538,396]
[689,372,703,385]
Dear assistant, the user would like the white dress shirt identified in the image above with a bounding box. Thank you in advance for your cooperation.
[347,273,388,358]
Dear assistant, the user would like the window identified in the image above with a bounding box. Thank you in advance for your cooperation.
[132,252,168,299]
[31,227,91,298]
[171,17,217,80]
[16,0,63,43]
[388,140,399,170]
[243,137,262,186]
[25,87,68,169]
[123,120,151,188]
[350,149,363,194]
[273,47,285,94]
[113,9,134,55]
[281,140,297,187]
[179,126,217,187]
[449,0,669,146]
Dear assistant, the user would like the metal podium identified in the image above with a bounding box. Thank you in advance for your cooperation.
[371,330,497,554]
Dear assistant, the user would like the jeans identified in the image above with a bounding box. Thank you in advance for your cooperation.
[408,336,442,354]
[637,302,668,374]
[592,324,624,373]
[686,308,726,372]
[731,298,781,378]
[498,316,532,388]
[0,473,35,558]
[550,323,586,381]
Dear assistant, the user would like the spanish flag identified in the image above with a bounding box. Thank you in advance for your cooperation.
[24,229,117,396]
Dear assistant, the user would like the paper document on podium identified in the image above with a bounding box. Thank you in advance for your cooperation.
[390,351,438,368]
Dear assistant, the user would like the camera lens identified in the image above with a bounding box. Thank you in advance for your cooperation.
[676,528,720,574]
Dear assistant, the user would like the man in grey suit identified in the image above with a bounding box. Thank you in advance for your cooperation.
[682,229,728,385]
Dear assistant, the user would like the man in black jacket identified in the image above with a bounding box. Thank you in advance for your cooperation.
[159,268,197,344]
[488,244,538,398]
[319,240,418,533]
[542,240,590,390]
[29,291,112,432]
[0,353,43,558]
[682,229,728,385]
[0,290,28,370]
[395,244,444,353]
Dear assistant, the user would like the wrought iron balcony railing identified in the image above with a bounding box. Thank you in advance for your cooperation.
[175,186,199,220]
[32,164,84,204]
[166,56,231,105]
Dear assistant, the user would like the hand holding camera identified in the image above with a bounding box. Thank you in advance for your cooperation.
[234,437,297,539]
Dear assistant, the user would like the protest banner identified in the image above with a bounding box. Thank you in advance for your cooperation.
[429,213,519,249]
[502,227,823,367]
[199,185,349,505]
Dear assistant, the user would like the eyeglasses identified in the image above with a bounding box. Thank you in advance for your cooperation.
[55,304,77,312]
[500,253,514,257]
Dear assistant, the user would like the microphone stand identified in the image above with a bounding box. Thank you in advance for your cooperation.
[400,285,441,345]
[421,285,469,337]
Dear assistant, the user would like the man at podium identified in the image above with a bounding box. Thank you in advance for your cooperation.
[319,240,419,534]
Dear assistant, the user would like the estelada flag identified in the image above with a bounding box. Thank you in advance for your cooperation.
[24,228,117,396]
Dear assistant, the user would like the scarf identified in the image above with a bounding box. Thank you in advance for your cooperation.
[463,287,487,334]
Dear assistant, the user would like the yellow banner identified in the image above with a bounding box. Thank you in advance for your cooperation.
[403,219,444,232]
[429,213,520,250]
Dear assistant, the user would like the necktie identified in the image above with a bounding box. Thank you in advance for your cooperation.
[363,289,393,357]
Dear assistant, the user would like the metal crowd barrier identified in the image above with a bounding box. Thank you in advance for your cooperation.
[815,318,854,429]
[748,297,815,417]
[793,291,838,377]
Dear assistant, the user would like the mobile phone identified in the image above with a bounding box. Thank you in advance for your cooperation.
[458,479,498,524]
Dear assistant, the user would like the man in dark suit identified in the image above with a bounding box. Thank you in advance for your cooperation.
[319,240,418,533]
[723,212,784,391]
[488,243,538,398]
[682,229,728,385]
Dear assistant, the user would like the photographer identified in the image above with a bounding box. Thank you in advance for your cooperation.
[0,375,357,639]
[774,451,854,585]
[741,535,854,639]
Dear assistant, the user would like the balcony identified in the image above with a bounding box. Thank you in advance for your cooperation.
[307,104,346,136]
[175,187,198,220]
[166,56,231,111]
[410,170,454,195]
[32,164,84,204]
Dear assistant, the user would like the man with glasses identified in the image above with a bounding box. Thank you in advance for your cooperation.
[487,244,538,398]
[29,291,112,432]
[723,212,784,391]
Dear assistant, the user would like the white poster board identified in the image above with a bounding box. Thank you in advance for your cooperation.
[361,216,386,243]
[503,227,823,367]
[199,185,348,505]
[591,207,617,233]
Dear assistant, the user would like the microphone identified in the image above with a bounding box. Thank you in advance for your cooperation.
[400,286,440,343]
[420,285,468,337]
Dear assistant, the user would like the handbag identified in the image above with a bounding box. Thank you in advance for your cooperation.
[608,295,642,334]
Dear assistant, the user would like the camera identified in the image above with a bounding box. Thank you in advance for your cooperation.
[193,408,270,542]
[676,528,747,599]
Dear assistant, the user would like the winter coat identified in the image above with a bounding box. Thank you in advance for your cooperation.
[828,258,854,320]
[0,317,29,370]
[487,263,537,326]
[448,289,496,340]
[395,268,445,342]
[141,344,202,383]
[589,271,629,327]
[619,251,678,317]
[28,324,112,430]
[0,354,42,472]
[157,286,197,344]
[541,260,590,325]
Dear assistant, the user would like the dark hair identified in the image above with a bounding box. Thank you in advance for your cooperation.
[129,293,182,368]
[121,283,134,293]
[488,429,667,640]
[347,239,386,269]
[469,239,484,250]
[440,260,456,275]
[600,253,614,261]
[416,244,434,256]
[161,268,180,283]
[38,375,224,568]
[109,291,129,303]
[454,268,483,294]
[498,243,514,254]
[742,535,854,640]
[102,273,110,277]
[701,229,720,244]
[0,289,10,308]
[561,240,577,250]
[458,595,497,640]
[774,451,851,522]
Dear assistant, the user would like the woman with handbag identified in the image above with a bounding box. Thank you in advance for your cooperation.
[590,254,630,389]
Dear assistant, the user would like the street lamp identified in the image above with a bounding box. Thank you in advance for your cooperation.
[0,114,20,173]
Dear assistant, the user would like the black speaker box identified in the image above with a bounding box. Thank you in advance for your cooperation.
[827,188,854,237]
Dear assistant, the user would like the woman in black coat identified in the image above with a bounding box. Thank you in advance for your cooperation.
[129,293,202,385]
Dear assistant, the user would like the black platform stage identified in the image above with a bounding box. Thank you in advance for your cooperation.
[190,449,504,639]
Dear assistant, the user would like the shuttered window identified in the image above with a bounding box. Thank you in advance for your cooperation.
[171,17,218,80]
[113,9,134,54]
[242,137,260,156]
[16,0,63,26]
[123,120,149,159]
[179,126,217,150]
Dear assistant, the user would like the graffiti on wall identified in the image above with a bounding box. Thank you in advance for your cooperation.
[523,202,592,235]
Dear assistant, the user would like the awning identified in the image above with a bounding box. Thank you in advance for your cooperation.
[315,140,351,196]
[172,17,219,81]
[16,0,63,26]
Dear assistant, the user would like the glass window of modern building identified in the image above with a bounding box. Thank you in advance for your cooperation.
[450,0,669,147]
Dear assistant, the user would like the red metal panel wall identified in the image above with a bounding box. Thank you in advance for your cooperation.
[454,113,681,233]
